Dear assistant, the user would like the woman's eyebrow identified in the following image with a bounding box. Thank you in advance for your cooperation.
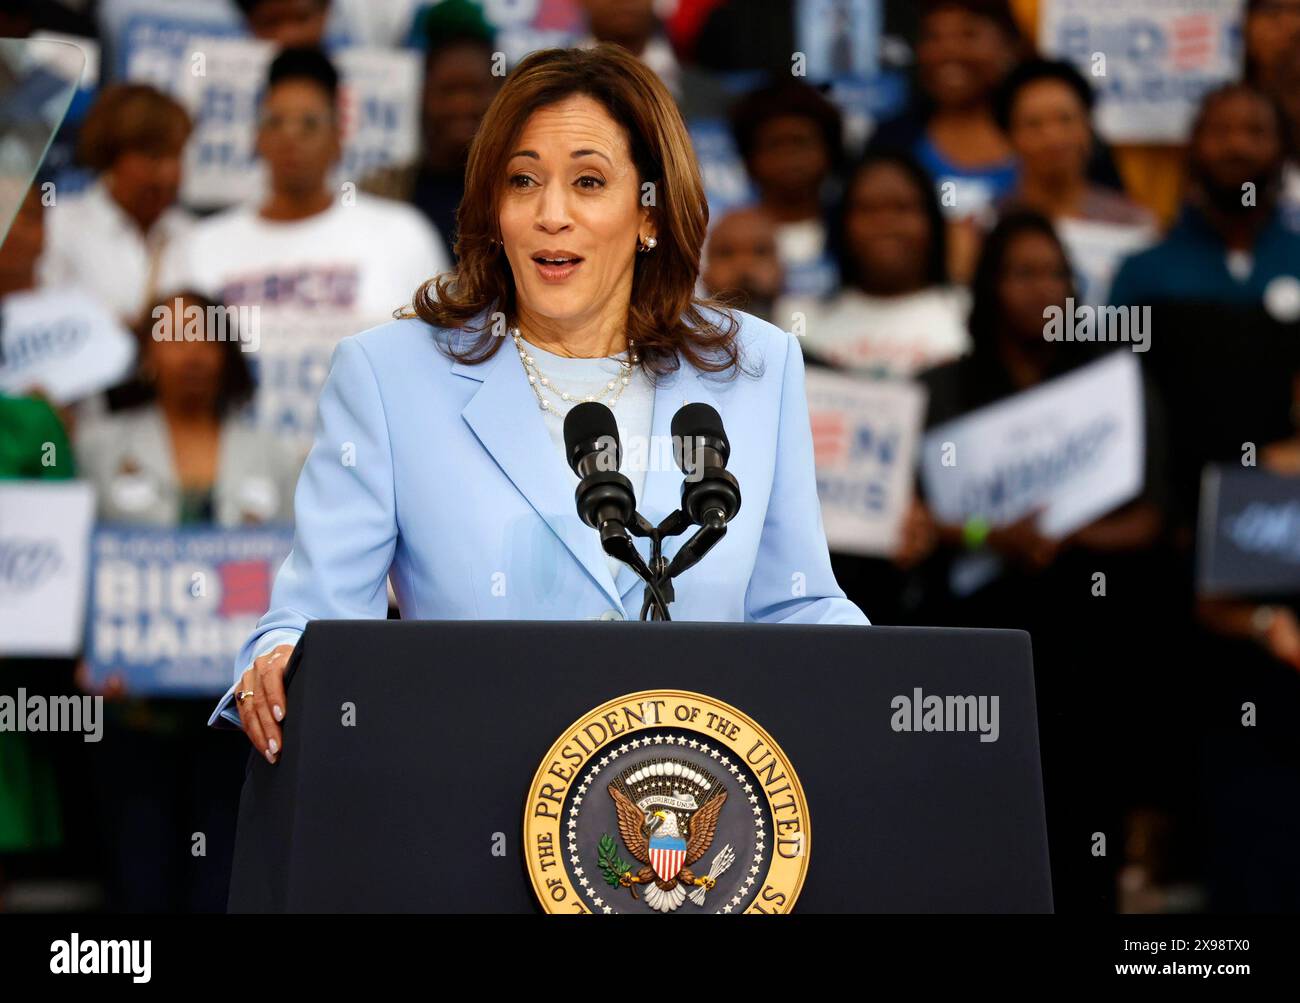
[506,149,613,166]
[569,149,613,166]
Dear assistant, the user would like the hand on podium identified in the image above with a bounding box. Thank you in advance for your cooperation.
[235,644,295,764]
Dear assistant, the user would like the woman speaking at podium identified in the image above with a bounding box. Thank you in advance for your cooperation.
[213,44,869,759]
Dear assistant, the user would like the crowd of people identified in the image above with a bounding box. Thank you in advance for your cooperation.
[2,0,1300,915]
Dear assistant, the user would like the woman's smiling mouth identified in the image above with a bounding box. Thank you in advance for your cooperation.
[532,250,585,282]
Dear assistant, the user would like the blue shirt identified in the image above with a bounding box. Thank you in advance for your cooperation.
[1108,206,1300,308]
[914,135,1019,220]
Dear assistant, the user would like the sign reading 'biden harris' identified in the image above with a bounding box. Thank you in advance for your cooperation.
[525,691,808,914]
[85,525,292,695]
[921,352,1144,539]
[805,367,926,557]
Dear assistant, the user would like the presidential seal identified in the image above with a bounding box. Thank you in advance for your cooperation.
[524,690,809,914]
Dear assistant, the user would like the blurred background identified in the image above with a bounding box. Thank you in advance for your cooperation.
[1,0,1299,915]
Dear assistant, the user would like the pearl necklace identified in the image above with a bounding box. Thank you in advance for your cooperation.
[511,326,638,413]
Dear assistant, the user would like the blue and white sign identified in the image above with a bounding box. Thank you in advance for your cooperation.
[85,525,292,695]
[805,366,926,556]
[1198,465,1300,597]
[1040,0,1245,143]
[0,481,95,657]
[174,37,422,209]
[0,288,136,405]
[921,351,1145,539]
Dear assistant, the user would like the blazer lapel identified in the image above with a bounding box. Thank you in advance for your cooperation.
[454,340,625,610]
[613,364,723,607]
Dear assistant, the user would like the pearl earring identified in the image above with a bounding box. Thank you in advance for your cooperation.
[639,235,657,252]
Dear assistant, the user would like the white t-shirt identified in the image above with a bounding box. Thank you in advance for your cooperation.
[40,179,195,325]
[518,336,655,585]
[774,217,836,298]
[157,192,447,319]
[157,193,451,453]
[1057,217,1156,306]
[777,286,971,379]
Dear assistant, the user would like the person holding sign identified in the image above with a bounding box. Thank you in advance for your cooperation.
[77,291,299,528]
[777,149,965,625]
[915,211,1169,912]
[0,390,75,903]
[74,291,297,912]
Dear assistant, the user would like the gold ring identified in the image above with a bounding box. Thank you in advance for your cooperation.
[237,689,255,702]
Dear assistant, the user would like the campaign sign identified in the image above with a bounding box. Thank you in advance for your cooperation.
[0,481,95,657]
[175,37,421,209]
[484,0,584,63]
[920,351,1144,539]
[1197,466,1300,597]
[1039,0,1244,143]
[805,367,926,556]
[795,0,881,80]
[0,288,137,404]
[85,524,292,695]
[104,0,367,85]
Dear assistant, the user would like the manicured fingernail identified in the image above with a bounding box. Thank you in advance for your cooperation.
[269,738,279,755]
[273,705,284,722]
[265,749,275,764]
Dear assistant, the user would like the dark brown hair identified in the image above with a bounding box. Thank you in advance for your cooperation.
[405,44,746,383]
[77,84,192,171]
[110,290,255,416]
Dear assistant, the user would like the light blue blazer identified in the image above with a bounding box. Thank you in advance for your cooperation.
[212,308,868,725]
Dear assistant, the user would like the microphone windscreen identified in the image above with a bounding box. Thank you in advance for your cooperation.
[671,403,729,463]
[564,401,620,471]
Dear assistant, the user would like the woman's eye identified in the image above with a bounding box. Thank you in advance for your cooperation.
[509,174,536,189]
[575,175,605,189]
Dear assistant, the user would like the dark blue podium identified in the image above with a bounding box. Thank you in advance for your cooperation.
[228,620,1051,913]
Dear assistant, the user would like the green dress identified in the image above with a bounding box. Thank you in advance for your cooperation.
[0,395,74,852]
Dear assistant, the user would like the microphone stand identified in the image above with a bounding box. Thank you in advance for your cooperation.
[620,507,731,621]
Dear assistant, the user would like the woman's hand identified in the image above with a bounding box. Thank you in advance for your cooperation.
[893,498,938,571]
[235,644,295,763]
[1261,608,1300,673]
[74,659,127,700]
[987,512,1060,572]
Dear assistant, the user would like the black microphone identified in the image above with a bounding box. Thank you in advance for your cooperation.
[563,402,635,532]
[564,402,665,614]
[671,403,741,527]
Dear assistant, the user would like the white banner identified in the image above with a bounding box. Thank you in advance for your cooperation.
[0,288,136,405]
[175,37,421,210]
[0,481,95,656]
[1039,0,1244,143]
[920,351,1144,539]
[805,367,926,556]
